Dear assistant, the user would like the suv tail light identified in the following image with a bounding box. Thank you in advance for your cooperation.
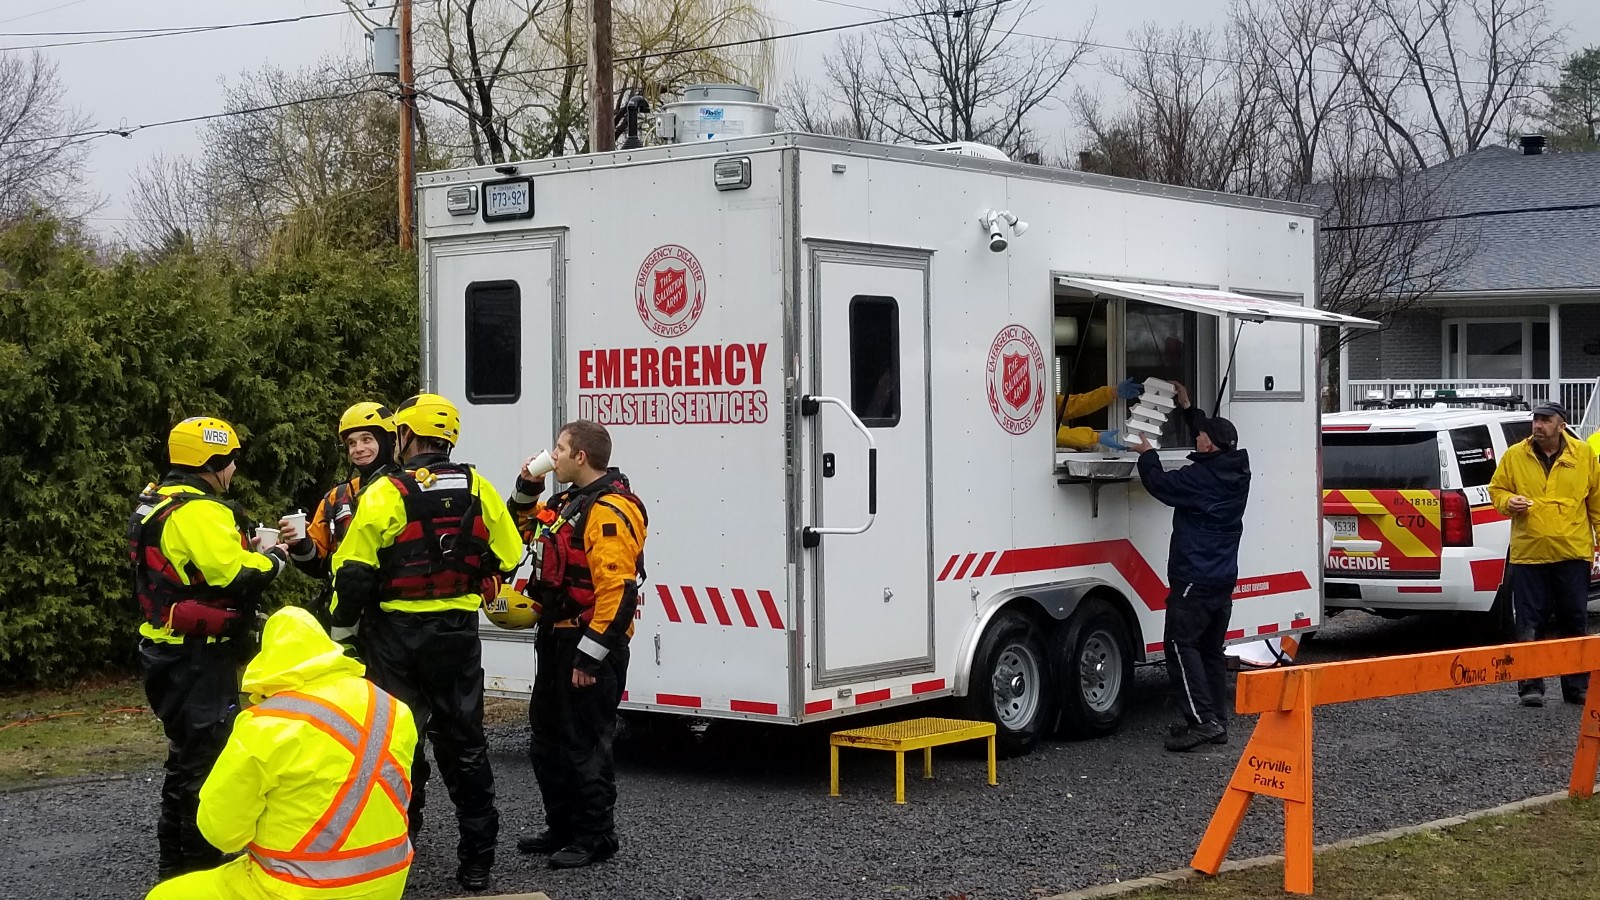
[1441,489,1473,547]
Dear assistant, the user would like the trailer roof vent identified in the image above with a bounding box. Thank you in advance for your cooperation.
[919,141,1010,161]
[660,83,777,144]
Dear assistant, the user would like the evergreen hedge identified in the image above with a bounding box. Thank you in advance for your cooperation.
[0,216,419,685]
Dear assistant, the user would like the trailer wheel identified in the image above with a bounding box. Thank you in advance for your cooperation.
[960,610,1052,757]
[1055,597,1134,739]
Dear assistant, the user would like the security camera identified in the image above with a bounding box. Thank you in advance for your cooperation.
[988,222,1008,253]
[999,210,1029,236]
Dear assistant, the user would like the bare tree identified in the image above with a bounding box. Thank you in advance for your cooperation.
[0,52,96,222]
[123,154,210,257]
[1076,23,1274,195]
[774,35,889,141]
[1328,0,1562,168]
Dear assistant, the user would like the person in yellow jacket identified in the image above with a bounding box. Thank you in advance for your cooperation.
[1057,378,1145,450]
[128,416,289,880]
[507,420,647,870]
[145,606,418,900]
[328,393,522,892]
[282,402,398,626]
[1488,401,1600,707]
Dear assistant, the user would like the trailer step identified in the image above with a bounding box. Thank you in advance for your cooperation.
[827,716,998,804]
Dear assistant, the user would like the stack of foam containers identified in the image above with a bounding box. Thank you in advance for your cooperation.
[1122,377,1178,450]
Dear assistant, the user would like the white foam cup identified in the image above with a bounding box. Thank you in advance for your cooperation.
[525,449,556,479]
[281,510,307,543]
[255,526,281,551]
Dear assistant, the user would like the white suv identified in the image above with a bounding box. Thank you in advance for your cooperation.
[1320,404,1596,629]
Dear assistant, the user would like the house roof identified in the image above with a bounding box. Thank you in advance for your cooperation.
[1421,146,1600,294]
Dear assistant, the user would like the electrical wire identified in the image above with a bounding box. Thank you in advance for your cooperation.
[0,2,430,51]
[1323,200,1600,232]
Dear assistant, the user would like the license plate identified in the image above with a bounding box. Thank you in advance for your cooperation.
[1329,516,1360,540]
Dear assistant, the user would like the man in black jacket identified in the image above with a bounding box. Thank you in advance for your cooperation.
[1131,384,1251,752]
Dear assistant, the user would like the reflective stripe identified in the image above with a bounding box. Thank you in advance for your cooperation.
[248,686,411,887]
[577,633,610,662]
[250,834,412,888]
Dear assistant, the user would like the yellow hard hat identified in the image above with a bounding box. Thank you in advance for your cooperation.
[338,401,395,438]
[485,584,541,630]
[394,393,460,446]
[168,416,241,469]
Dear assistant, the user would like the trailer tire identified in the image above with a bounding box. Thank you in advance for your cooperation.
[960,610,1052,757]
[1054,597,1134,740]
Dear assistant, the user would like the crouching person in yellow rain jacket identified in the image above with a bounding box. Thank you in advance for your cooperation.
[147,606,418,900]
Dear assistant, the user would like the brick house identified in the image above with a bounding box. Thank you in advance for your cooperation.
[1341,138,1600,419]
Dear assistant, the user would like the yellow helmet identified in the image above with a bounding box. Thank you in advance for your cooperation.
[168,416,241,469]
[338,401,395,438]
[394,393,460,446]
[485,584,541,630]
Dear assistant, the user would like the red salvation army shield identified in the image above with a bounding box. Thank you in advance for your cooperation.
[1002,352,1032,411]
[653,267,689,318]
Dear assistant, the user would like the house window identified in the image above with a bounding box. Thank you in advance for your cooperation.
[1444,319,1549,380]
[849,295,899,427]
[464,280,521,403]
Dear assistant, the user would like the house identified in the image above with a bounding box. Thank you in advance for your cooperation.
[1341,138,1600,420]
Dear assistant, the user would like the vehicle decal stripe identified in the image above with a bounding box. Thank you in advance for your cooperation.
[937,555,960,581]
[705,587,733,626]
[730,699,779,715]
[758,590,784,629]
[972,551,997,577]
[730,588,759,628]
[681,586,707,625]
[911,679,945,694]
[953,553,979,580]
[854,688,892,705]
[655,584,681,623]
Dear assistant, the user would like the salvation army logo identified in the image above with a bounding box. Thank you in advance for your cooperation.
[635,244,706,338]
[986,325,1046,435]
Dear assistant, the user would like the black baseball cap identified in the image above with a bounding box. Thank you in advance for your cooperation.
[1200,416,1239,451]
[1532,401,1569,420]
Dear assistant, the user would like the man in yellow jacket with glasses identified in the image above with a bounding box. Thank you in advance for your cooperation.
[329,393,523,892]
[145,606,418,900]
[128,416,289,880]
[1488,400,1600,707]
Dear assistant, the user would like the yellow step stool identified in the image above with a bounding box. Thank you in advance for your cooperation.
[828,716,998,804]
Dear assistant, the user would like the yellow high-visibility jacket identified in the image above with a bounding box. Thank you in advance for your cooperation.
[194,607,417,900]
[329,461,522,617]
[1056,386,1116,450]
[138,482,279,645]
[1489,436,1600,565]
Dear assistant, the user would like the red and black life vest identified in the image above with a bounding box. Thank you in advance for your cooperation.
[376,462,497,601]
[531,477,647,626]
[126,484,252,638]
[326,481,358,552]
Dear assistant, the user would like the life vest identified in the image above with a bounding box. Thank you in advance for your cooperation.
[376,463,496,601]
[530,478,647,626]
[126,484,252,638]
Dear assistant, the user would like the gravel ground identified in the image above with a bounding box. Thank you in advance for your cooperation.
[3,611,1593,900]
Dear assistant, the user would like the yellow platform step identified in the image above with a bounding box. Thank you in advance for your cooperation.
[828,716,998,804]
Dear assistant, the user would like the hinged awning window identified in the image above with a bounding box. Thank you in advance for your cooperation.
[1056,277,1379,329]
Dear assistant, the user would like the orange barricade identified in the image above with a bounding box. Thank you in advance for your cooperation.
[1191,635,1600,895]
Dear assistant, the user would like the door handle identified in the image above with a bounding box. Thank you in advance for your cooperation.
[823,452,836,477]
[799,394,877,547]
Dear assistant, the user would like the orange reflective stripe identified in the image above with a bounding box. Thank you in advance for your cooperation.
[248,685,410,888]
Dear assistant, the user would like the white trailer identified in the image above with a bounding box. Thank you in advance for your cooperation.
[416,132,1376,754]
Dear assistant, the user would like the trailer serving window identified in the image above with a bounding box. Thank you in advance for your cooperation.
[849,295,900,427]
[464,280,521,404]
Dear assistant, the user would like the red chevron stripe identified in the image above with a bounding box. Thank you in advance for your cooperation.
[705,587,733,626]
[655,584,681,623]
[731,588,758,628]
[681,586,707,624]
[758,590,784,629]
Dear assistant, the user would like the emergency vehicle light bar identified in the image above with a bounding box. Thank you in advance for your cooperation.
[800,395,877,548]
[1056,278,1380,329]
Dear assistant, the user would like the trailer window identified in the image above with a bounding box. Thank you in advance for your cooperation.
[1053,298,1112,435]
[1322,432,1441,491]
[464,280,521,404]
[849,295,899,427]
[1125,302,1201,448]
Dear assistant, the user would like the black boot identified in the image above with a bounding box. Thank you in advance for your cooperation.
[517,829,570,854]
[456,855,493,891]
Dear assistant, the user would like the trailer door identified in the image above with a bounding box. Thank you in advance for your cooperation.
[807,249,933,682]
[428,233,562,498]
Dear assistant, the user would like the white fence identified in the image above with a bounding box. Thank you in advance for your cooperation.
[1344,379,1599,424]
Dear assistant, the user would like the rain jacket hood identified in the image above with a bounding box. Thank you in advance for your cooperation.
[242,607,365,704]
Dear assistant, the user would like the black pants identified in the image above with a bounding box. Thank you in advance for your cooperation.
[139,638,242,879]
[1163,581,1233,727]
[529,626,629,846]
[1510,560,1592,698]
[363,609,499,864]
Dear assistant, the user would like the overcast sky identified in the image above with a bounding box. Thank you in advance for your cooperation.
[5,0,1599,235]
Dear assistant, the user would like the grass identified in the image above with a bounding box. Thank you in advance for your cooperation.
[1117,798,1600,900]
[0,679,165,788]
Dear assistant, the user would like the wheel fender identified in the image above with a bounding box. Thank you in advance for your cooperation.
[953,579,1110,697]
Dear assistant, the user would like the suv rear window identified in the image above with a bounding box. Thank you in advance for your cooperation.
[1450,425,1497,486]
[1502,421,1532,446]
[1323,432,1442,491]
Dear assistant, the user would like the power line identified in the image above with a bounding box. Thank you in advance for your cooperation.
[1323,201,1600,232]
[0,2,424,51]
[0,0,92,28]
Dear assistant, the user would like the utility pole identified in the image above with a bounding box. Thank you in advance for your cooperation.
[587,0,615,152]
[398,0,416,249]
